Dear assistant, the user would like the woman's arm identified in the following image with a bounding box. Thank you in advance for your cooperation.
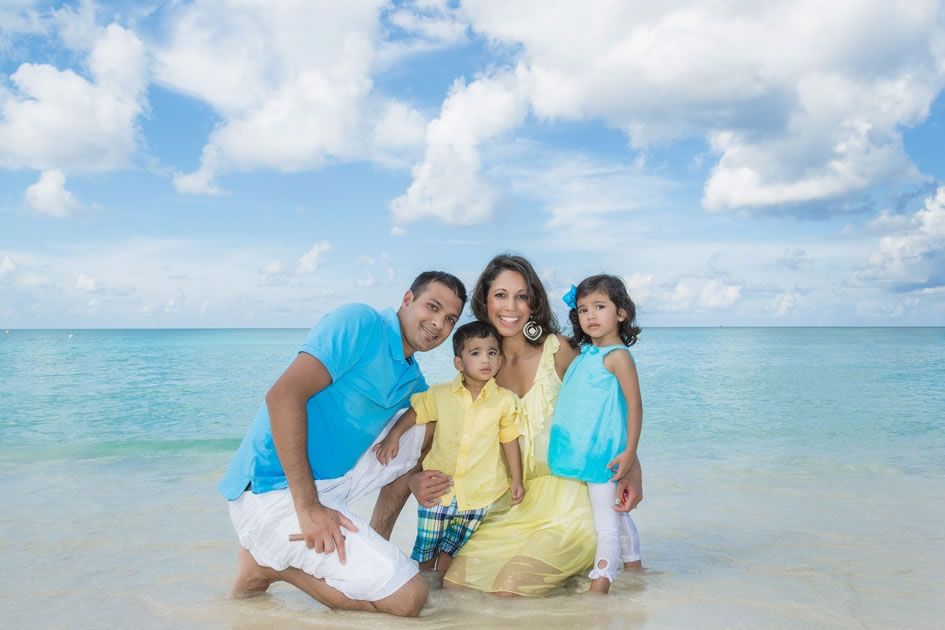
[552,334,579,380]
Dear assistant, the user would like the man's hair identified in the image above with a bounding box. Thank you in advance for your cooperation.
[452,320,502,357]
[410,271,467,309]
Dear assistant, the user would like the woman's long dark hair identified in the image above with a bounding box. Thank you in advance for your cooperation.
[568,274,641,347]
[471,254,559,347]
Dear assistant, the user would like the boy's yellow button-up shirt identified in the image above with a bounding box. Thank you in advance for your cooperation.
[412,373,520,510]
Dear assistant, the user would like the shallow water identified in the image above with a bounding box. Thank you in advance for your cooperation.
[2,328,943,628]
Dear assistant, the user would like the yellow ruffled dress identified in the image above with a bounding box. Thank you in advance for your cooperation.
[444,335,596,596]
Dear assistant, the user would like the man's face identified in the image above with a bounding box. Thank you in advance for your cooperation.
[398,281,463,356]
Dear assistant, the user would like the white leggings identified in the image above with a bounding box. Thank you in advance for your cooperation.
[587,482,642,583]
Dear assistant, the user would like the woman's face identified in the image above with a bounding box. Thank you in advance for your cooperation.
[486,269,532,337]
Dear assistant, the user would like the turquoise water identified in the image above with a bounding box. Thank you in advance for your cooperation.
[2,328,944,628]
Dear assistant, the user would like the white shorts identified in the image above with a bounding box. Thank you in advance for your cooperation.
[228,414,425,602]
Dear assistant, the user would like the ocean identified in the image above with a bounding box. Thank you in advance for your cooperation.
[1,327,943,628]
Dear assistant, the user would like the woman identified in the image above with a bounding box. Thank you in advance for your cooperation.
[420,254,643,596]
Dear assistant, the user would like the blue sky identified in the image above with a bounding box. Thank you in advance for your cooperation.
[2,0,945,328]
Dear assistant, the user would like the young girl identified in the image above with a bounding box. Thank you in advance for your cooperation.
[548,274,643,594]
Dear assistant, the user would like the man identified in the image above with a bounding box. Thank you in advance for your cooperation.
[219,271,466,616]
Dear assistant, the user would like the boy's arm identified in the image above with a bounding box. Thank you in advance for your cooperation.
[386,407,420,443]
[604,349,643,484]
[372,408,420,464]
[267,352,358,563]
[501,439,525,505]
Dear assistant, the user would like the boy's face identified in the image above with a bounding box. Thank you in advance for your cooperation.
[453,335,502,384]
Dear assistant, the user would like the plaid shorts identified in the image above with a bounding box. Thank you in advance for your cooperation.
[410,497,489,562]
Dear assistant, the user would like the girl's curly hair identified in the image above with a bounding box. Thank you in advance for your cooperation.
[568,274,641,347]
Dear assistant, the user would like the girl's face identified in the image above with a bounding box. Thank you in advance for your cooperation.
[576,289,626,345]
[486,270,532,337]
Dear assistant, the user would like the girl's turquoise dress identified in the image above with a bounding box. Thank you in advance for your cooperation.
[548,344,630,483]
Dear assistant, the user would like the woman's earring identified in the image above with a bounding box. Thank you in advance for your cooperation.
[523,320,543,341]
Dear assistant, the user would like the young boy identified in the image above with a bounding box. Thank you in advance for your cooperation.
[374,320,524,572]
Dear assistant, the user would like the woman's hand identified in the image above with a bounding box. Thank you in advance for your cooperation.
[408,469,450,507]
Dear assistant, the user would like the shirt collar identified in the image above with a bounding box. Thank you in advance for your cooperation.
[381,307,409,364]
[450,372,497,399]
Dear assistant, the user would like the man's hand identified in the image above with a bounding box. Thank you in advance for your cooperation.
[296,504,359,564]
[372,435,399,465]
[408,469,450,507]
[509,481,526,506]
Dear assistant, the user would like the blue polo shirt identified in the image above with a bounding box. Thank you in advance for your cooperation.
[219,304,428,500]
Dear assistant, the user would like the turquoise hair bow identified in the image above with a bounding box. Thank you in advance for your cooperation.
[562,284,577,309]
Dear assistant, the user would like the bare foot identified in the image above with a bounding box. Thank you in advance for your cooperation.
[229,547,277,598]
[587,576,611,594]
[623,560,642,571]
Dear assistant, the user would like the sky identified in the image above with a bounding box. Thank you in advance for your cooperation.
[2,0,945,328]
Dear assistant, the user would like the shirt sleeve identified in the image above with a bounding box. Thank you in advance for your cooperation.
[498,394,520,443]
[297,304,380,382]
[411,389,438,425]
[412,370,429,395]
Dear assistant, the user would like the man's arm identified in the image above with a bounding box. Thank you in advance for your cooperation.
[267,352,358,563]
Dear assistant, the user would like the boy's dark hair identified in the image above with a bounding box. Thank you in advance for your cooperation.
[452,320,502,357]
[410,271,467,309]
[568,274,641,347]
[470,253,559,347]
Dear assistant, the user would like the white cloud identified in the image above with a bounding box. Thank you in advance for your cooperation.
[390,226,406,237]
[623,272,654,304]
[771,291,804,317]
[172,163,224,196]
[699,279,741,308]
[296,241,333,275]
[0,255,15,278]
[854,185,945,290]
[156,0,427,194]
[0,22,148,172]
[390,72,527,225]
[504,151,677,240]
[775,247,811,270]
[15,271,54,290]
[24,170,80,217]
[165,288,185,314]
[50,0,98,51]
[0,1,45,49]
[388,7,466,43]
[372,101,427,154]
[75,272,98,292]
[667,281,696,311]
[442,1,945,214]
[261,260,284,276]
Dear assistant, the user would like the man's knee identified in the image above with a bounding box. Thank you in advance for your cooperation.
[373,574,428,617]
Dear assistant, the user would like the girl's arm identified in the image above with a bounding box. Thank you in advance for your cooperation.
[603,349,642,484]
